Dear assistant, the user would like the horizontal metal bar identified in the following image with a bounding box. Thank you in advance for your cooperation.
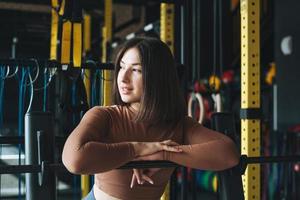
[0,136,67,146]
[0,164,41,174]
[0,59,114,70]
[1,156,298,175]
[113,0,181,5]
[240,108,262,119]
[0,136,24,145]
[244,155,300,164]
[118,161,178,169]
[0,161,178,175]
[0,2,51,13]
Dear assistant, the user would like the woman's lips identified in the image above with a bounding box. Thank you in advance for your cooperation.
[120,87,133,94]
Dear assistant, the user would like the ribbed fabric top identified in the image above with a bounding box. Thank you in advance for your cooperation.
[62,105,239,200]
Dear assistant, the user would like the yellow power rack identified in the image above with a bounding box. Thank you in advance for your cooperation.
[240,0,261,199]
[160,3,174,200]
[81,13,92,198]
[102,0,113,106]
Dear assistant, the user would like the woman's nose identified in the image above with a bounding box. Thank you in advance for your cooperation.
[120,69,130,83]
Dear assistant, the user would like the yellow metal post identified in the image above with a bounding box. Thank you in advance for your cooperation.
[60,0,72,66]
[50,0,59,60]
[102,0,113,106]
[81,13,92,198]
[60,20,72,64]
[240,0,260,199]
[84,14,91,55]
[160,3,174,54]
[73,22,82,67]
[160,3,174,200]
[83,13,92,105]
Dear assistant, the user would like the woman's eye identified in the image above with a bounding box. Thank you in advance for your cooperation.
[133,68,142,73]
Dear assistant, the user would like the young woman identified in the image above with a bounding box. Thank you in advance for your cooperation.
[62,37,239,200]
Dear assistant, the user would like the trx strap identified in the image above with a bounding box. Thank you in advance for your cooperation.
[58,0,65,16]
[82,13,91,106]
[72,0,83,67]
[59,0,83,67]
[83,14,91,55]
[50,0,59,60]
[60,0,72,65]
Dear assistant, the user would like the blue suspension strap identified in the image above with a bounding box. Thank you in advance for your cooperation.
[17,67,28,200]
[0,66,20,197]
[43,68,49,112]
[0,67,6,199]
[0,67,5,132]
[16,66,34,199]
[91,69,102,106]
[71,77,80,199]
[91,70,96,106]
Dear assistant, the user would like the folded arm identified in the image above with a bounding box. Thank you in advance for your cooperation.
[62,107,136,174]
[165,118,240,171]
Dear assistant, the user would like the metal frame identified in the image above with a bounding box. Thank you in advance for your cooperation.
[160,3,174,53]
[240,0,261,199]
[102,0,113,106]
[81,12,92,198]
[160,3,175,199]
[0,59,114,70]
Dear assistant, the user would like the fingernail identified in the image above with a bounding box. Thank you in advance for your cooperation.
[150,181,154,184]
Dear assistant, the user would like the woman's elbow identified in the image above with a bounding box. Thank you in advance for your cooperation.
[226,152,240,169]
[212,154,239,171]
[220,145,240,170]
[62,150,85,174]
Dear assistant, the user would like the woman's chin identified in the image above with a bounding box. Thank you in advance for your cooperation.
[120,97,132,103]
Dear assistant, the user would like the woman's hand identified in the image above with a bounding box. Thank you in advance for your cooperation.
[130,140,182,188]
[132,140,182,157]
[132,151,165,161]
[130,168,161,188]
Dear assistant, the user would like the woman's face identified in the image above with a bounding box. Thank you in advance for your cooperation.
[117,47,143,110]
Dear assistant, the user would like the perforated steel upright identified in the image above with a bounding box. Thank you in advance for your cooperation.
[160,3,174,200]
[240,0,260,199]
[102,0,113,106]
[160,3,174,54]
[81,13,92,198]
[50,0,59,60]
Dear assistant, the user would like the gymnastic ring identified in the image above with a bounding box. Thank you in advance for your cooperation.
[211,93,222,112]
[188,92,205,124]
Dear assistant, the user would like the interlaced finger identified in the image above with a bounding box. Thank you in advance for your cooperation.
[141,174,154,184]
[133,169,143,184]
[130,172,137,188]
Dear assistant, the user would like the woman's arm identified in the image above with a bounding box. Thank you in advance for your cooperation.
[164,118,240,171]
[62,107,183,174]
[62,107,136,174]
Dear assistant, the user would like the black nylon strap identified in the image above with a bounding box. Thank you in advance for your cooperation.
[240,108,261,119]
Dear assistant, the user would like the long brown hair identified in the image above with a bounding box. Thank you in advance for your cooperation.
[113,37,186,126]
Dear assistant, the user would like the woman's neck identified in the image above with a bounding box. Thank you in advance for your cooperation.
[129,102,140,113]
